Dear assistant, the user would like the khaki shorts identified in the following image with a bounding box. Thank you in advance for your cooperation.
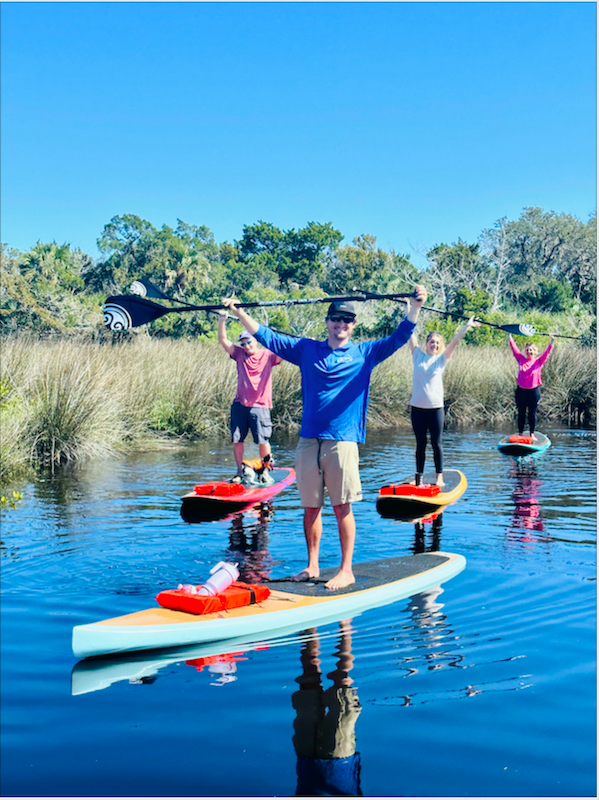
[295,438,362,508]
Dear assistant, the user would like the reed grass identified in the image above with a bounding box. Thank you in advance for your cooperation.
[1,335,595,482]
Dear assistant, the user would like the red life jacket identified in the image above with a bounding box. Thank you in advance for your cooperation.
[379,484,442,497]
[156,581,270,615]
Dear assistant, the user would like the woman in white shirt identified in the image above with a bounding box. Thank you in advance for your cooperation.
[408,313,479,487]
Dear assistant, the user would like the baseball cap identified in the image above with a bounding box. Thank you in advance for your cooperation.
[327,300,356,318]
[238,330,253,342]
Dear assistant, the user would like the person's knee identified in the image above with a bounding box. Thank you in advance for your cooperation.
[304,506,322,523]
[332,502,352,521]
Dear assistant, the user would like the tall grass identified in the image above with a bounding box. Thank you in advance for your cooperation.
[1,336,595,482]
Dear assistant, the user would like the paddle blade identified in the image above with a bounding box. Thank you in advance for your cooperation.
[501,323,537,336]
[130,279,171,301]
[103,296,172,330]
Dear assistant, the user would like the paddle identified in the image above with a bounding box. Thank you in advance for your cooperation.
[421,308,585,340]
[356,290,586,340]
[130,279,204,309]
[102,291,418,330]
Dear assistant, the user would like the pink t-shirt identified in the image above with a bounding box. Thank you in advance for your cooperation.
[509,338,553,389]
[231,347,282,408]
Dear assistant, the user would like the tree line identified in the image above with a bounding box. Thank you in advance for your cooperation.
[1,206,595,343]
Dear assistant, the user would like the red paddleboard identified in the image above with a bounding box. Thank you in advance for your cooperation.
[180,467,295,522]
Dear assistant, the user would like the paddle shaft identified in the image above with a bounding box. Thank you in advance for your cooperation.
[163,291,417,313]
[412,304,583,339]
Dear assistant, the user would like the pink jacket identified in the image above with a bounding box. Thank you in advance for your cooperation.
[509,337,553,389]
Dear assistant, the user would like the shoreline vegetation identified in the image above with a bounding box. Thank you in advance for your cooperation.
[2,208,596,487]
[1,336,595,484]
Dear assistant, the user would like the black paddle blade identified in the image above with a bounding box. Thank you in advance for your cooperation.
[103,296,173,330]
[130,279,171,301]
[500,323,537,336]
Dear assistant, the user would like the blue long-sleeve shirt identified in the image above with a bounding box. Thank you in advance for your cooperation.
[254,317,416,443]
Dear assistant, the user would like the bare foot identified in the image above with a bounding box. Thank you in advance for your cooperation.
[436,476,445,488]
[325,570,355,590]
[290,568,319,582]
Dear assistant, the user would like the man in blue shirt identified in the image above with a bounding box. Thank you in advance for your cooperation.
[223,285,427,589]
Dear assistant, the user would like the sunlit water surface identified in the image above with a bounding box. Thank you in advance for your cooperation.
[1,427,596,797]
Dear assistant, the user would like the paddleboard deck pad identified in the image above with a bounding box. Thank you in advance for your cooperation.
[376,469,467,520]
[72,551,466,659]
[180,467,295,522]
[497,433,551,457]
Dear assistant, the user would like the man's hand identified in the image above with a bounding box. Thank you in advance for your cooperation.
[412,284,427,307]
[406,285,427,323]
[222,297,260,336]
[223,297,240,317]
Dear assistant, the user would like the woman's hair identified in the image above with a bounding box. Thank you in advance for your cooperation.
[524,340,539,353]
[425,331,446,353]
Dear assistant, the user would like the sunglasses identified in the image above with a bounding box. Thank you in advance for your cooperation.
[328,315,355,324]
[239,339,253,346]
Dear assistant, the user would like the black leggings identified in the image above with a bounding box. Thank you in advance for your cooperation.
[515,386,541,434]
[411,406,444,474]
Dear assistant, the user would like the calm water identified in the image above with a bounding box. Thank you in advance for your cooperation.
[1,427,596,797]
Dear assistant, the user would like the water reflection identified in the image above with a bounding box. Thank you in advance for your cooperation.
[226,503,276,583]
[507,463,548,544]
[412,514,443,554]
[185,650,249,686]
[292,621,363,797]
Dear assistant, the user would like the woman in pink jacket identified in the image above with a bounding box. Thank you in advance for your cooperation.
[508,333,556,440]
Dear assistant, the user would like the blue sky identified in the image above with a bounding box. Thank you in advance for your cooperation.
[1,2,596,266]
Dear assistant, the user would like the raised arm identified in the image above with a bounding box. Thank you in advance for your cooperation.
[508,334,526,364]
[406,285,427,325]
[536,334,556,367]
[404,298,418,353]
[223,297,260,335]
[445,316,480,360]
[217,310,236,357]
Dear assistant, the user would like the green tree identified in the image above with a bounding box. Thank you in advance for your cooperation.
[86,214,221,301]
[519,277,575,312]
[424,239,485,310]
[1,242,100,334]
[284,221,343,286]
[325,234,416,295]
[236,220,343,288]
[453,286,492,315]
[480,208,596,307]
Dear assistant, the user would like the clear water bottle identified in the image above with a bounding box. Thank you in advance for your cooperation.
[177,583,198,594]
[198,561,239,596]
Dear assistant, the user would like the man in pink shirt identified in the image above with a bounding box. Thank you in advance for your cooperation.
[508,333,556,440]
[218,311,282,476]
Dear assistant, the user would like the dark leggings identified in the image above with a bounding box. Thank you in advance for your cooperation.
[411,406,444,474]
[515,386,541,434]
